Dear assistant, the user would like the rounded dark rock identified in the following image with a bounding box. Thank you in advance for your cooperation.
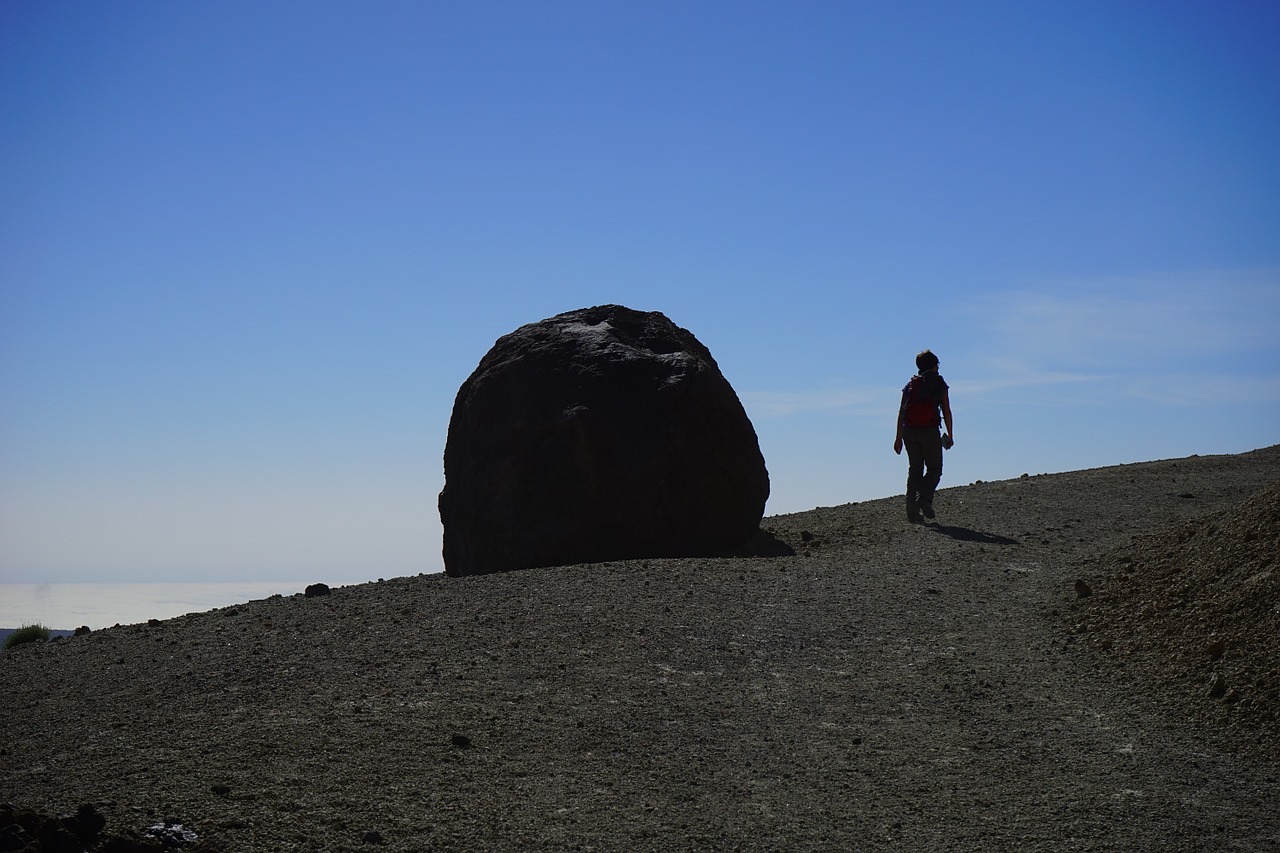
[438,305,770,576]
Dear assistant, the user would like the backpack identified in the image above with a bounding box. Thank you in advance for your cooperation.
[901,374,942,428]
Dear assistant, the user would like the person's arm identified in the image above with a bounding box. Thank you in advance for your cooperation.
[940,390,954,445]
[894,391,906,454]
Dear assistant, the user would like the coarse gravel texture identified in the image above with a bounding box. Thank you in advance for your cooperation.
[1074,477,1280,746]
[2,446,1279,852]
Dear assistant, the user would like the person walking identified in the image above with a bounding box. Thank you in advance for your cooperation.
[894,349,954,523]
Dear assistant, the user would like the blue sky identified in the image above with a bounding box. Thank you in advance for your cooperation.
[2,1,1278,584]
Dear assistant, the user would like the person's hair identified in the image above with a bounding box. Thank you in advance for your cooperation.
[916,349,939,373]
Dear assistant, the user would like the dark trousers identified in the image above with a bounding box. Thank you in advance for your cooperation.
[903,426,943,512]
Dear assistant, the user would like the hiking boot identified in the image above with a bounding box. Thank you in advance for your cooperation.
[920,503,935,520]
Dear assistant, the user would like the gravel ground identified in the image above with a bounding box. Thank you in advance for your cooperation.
[2,447,1278,852]
[1074,476,1280,749]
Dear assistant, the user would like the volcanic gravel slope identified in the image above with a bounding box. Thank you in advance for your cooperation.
[2,447,1278,852]
[1073,477,1280,746]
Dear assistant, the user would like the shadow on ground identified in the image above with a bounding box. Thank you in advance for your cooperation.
[718,528,798,557]
[926,524,1020,546]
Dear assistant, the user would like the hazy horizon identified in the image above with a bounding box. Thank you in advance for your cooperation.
[0,581,321,631]
[5,442,1278,629]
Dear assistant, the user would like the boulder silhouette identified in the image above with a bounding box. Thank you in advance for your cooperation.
[439,304,769,576]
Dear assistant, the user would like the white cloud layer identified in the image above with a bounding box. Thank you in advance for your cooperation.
[964,269,1280,370]
[744,269,1280,417]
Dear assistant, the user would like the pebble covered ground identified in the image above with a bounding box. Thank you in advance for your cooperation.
[2,447,1278,851]
[1074,478,1279,747]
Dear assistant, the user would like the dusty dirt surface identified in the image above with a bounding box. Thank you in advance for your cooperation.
[2,447,1279,852]
[1074,478,1280,746]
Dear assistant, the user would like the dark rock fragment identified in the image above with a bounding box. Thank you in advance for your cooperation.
[0,804,109,853]
[304,583,332,598]
[68,804,107,843]
[36,821,81,852]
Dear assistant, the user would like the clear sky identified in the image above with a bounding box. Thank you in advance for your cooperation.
[2,1,1278,585]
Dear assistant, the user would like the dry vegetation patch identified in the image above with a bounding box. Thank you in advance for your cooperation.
[1075,479,1280,751]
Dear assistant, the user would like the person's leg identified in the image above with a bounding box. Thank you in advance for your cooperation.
[919,432,944,516]
[904,434,926,521]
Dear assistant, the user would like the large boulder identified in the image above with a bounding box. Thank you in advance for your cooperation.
[438,304,770,576]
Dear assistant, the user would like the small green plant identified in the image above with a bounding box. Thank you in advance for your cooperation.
[4,623,52,651]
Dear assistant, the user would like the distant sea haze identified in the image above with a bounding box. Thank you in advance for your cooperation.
[0,582,330,631]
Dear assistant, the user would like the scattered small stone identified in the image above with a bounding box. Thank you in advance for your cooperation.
[1074,579,1092,599]
[800,530,814,542]
[146,821,200,846]
[363,830,386,845]
[1208,673,1227,699]
[147,618,162,627]
[74,626,91,637]
[211,783,232,797]
[451,733,472,749]
[305,583,332,598]
[1207,638,1226,660]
